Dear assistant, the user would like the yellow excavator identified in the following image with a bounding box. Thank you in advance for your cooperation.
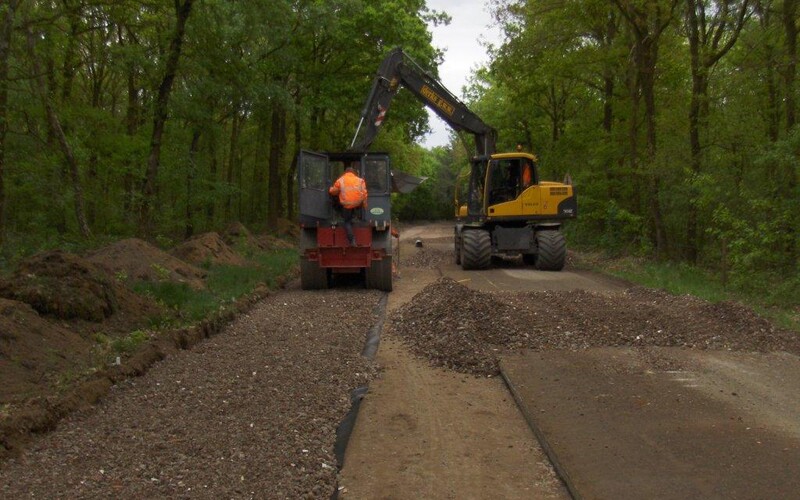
[351,47,577,271]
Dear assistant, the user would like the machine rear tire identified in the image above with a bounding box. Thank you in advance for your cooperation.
[300,258,329,289]
[365,257,393,291]
[461,229,491,270]
[454,233,462,265]
[535,231,566,271]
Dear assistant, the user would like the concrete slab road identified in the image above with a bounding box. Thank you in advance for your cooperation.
[501,347,800,500]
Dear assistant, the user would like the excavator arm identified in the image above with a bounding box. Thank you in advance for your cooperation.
[350,47,497,156]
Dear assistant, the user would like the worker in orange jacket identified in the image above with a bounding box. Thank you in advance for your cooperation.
[329,163,368,246]
[521,161,532,189]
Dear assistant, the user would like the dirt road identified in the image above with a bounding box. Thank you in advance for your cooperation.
[341,221,800,499]
[1,221,797,498]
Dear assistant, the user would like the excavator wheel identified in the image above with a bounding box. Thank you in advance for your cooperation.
[300,258,329,289]
[460,229,491,270]
[454,232,462,265]
[365,257,393,292]
[535,230,566,271]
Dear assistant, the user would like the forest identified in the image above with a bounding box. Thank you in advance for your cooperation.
[0,0,798,304]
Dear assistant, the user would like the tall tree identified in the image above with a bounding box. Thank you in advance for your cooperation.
[684,0,750,262]
[139,0,193,238]
[612,0,680,256]
[783,0,798,131]
[0,0,18,245]
[25,23,92,238]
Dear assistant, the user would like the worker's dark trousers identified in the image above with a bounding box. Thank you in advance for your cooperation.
[342,208,356,246]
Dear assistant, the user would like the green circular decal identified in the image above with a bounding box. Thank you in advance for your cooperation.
[370,207,385,215]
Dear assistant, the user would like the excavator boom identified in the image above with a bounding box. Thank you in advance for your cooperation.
[350,47,496,156]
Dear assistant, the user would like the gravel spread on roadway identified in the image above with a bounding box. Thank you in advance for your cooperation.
[392,278,800,375]
[401,237,454,269]
[0,289,382,499]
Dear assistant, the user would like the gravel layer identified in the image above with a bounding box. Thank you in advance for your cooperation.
[392,278,800,375]
[0,289,382,499]
[401,237,454,269]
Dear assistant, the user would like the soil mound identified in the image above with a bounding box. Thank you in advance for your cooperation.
[0,250,164,330]
[222,221,295,251]
[171,232,247,266]
[89,238,206,289]
[221,221,253,246]
[393,278,800,376]
[0,298,93,402]
[0,251,119,322]
[275,217,300,238]
[255,234,296,251]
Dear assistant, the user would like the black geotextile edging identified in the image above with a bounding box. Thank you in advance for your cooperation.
[331,291,388,499]
[362,294,388,360]
[499,365,578,500]
[0,274,295,461]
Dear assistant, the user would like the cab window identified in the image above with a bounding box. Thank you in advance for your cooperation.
[363,158,389,193]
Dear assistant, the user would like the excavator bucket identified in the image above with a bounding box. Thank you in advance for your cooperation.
[391,169,427,194]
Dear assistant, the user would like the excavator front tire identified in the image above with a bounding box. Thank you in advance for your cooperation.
[454,232,462,265]
[535,230,566,271]
[460,229,491,270]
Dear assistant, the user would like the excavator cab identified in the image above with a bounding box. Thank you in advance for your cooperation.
[454,152,576,271]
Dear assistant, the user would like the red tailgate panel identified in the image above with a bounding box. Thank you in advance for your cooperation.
[309,227,385,269]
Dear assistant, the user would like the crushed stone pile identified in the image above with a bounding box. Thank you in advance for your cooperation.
[403,246,452,269]
[88,238,207,289]
[392,278,524,374]
[392,278,800,376]
[170,232,247,266]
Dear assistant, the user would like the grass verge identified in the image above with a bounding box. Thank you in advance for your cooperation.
[133,248,298,325]
[573,251,800,333]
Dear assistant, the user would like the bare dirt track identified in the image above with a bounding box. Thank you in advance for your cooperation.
[341,221,800,499]
[339,224,569,499]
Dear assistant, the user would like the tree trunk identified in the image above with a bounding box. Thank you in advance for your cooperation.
[123,29,139,216]
[286,112,302,221]
[603,72,615,200]
[206,133,217,225]
[685,0,749,262]
[225,107,241,221]
[0,1,17,245]
[186,129,200,239]
[636,31,667,256]
[267,103,286,227]
[686,0,705,263]
[252,115,269,222]
[139,0,193,238]
[25,26,91,238]
[784,0,798,131]
[61,3,79,105]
